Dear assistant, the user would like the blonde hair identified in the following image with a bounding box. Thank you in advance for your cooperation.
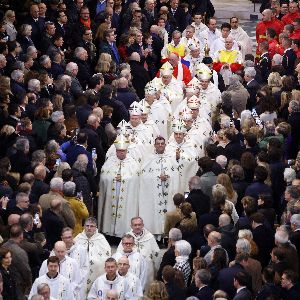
[52,94,64,111]
[95,22,110,41]
[146,281,169,300]
[54,162,71,178]
[0,125,15,136]
[95,53,112,73]
[238,229,259,256]
[267,72,282,89]
[217,173,235,199]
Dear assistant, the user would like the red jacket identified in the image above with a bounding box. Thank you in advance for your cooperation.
[281,11,300,25]
[290,27,300,40]
[268,39,280,58]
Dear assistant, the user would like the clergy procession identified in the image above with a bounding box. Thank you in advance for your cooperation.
[1,0,300,299]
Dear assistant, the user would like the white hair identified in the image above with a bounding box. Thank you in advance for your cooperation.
[66,62,78,73]
[51,110,64,123]
[275,228,289,244]
[290,214,300,228]
[220,115,231,128]
[238,229,253,240]
[11,69,24,81]
[63,181,76,196]
[284,168,296,184]
[0,54,6,61]
[272,54,283,65]
[74,47,86,59]
[216,155,227,169]
[240,110,252,127]
[244,67,256,78]
[175,240,191,256]
[27,79,40,92]
[236,238,251,254]
[169,228,182,241]
[50,177,64,191]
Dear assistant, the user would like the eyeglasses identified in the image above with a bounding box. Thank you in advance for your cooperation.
[85,224,96,228]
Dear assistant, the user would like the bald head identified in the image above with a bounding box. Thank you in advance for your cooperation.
[54,241,67,260]
[34,164,46,180]
[219,213,231,227]
[106,289,118,300]
[77,154,88,164]
[87,114,99,128]
[208,231,221,247]
[8,214,20,226]
[93,107,103,120]
[262,9,272,21]
[129,52,140,62]
[169,53,179,67]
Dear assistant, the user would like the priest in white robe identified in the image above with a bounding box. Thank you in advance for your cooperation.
[140,99,160,139]
[182,13,208,41]
[74,217,111,291]
[184,43,204,76]
[29,256,74,300]
[117,256,143,299]
[87,258,130,300]
[166,119,199,193]
[229,17,253,59]
[139,136,180,236]
[98,134,140,237]
[117,217,160,291]
[113,234,147,288]
[180,25,201,56]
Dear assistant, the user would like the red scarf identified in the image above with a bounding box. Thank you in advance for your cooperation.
[80,18,91,29]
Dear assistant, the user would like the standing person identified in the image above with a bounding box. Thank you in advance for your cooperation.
[2,225,32,300]
[0,248,17,300]
[139,136,179,236]
[74,217,111,292]
[98,134,140,237]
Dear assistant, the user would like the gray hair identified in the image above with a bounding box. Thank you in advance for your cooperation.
[290,214,300,228]
[39,55,50,66]
[19,24,32,35]
[284,168,296,184]
[37,283,50,294]
[51,110,64,123]
[219,213,231,226]
[74,47,86,59]
[289,100,300,112]
[216,155,227,168]
[19,213,33,229]
[50,177,64,191]
[27,46,37,55]
[240,110,252,128]
[220,115,231,128]
[65,62,78,73]
[275,228,289,244]
[129,52,140,62]
[244,67,256,78]
[63,181,76,197]
[236,238,251,254]
[228,74,241,87]
[11,69,24,81]
[285,185,300,200]
[272,54,283,65]
[84,217,97,225]
[195,269,211,285]
[186,297,199,300]
[0,54,6,61]
[73,159,87,172]
[27,79,40,92]
[15,137,29,152]
[212,184,227,199]
[172,30,181,37]
[168,228,182,241]
[59,74,72,87]
[189,176,202,190]
[243,60,255,68]
[175,240,191,256]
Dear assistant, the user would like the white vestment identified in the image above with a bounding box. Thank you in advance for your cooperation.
[199,28,222,48]
[121,271,143,299]
[180,36,201,55]
[98,156,140,237]
[230,27,253,58]
[183,22,208,41]
[87,273,129,300]
[165,139,199,193]
[117,229,160,291]
[113,250,147,288]
[149,97,172,139]
[139,152,180,235]
[74,231,111,290]
[183,54,204,76]
[39,256,81,299]
[29,274,74,300]
[143,117,161,139]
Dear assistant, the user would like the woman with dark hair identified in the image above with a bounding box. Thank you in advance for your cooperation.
[258,194,276,228]
[257,92,277,124]
[0,247,17,300]
[209,248,228,290]
[32,107,51,148]
[162,265,186,300]
[240,152,256,183]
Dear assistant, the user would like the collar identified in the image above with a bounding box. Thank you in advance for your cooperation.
[199,284,207,291]
[47,272,59,279]
[237,286,246,293]
[284,47,292,53]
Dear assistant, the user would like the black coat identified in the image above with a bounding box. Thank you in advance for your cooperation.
[23,16,44,50]
[233,287,252,300]
[288,111,300,159]
[198,209,222,231]
[156,246,176,280]
[42,209,64,250]
[258,52,271,83]
[73,58,92,89]
[76,104,93,129]
[0,265,18,300]
[220,224,237,261]
[115,87,139,109]
[282,48,297,76]
[196,285,214,300]
[169,6,187,32]
[186,189,210,224]
[128,60,151,99]
[30,179,50,204]
[166,282,186,300]
[9,150,31,177]
[246,79,260,110]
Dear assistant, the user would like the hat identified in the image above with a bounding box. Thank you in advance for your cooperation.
[160,61,173,76]
[202,56,213,64]
[114,134,130,150]
[179,107,193,121]
[195,63,212,80]
[139,99,151,114]
[129,101,142,116]
[187,95,200,109]
[145,82,157,95]
[117,120,130,135]
[186,77,200,90]
[189,43,200,51]
[172,119,187,133]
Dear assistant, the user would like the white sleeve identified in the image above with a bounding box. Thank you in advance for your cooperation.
[28,279,38,299]
[38,260,48,277]
[87,281,100,300]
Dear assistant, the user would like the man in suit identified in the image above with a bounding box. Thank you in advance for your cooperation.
[55,11,72,50]
[282,37,297,76]
[290,214,300,258]
[233,271,252,300]
[186,176,211,224]
[244,67,260,110]
[169,0,187,32]
[142,0,158,27]
[157,228,182,280]
[99,28,120,64]
[195,269,214,300]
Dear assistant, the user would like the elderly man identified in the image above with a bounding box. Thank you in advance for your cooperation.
[204,231,228,265]
[65,62,83,98]
[139,136,179,236]
[88,258,129,300]
[117,217,160,289]
[195,269,214,299]
[161,30,187,59]
[244,67,260,110]
[39,177,75,228]
[39,241,81,299]
[157,228,182,280]
[117,256,143,299]
[73,47,91,88]
[98,134,140,237]
[74,217,111,291]
[184,43,204,76]
[113,234,147,288]
[29,256,74,300]
[288,100,300,158]
[229,17,253,58]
